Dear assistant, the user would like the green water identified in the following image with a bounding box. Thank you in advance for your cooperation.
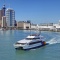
[0,30,60,60]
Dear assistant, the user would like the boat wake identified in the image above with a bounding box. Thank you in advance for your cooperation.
[46,37,60,45]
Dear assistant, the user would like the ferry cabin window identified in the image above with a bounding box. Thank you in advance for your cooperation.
[16,43,26,45]
[29,41,42,45]
[26,38,40,40]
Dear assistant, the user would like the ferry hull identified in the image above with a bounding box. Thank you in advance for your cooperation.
[15,44,48,50]
[24,45,46,50]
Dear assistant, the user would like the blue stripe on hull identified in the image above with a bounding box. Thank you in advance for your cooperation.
[15,44,48,50]
[24,44,46,50]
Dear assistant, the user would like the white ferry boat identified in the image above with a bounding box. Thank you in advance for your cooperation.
[14,33,47,50]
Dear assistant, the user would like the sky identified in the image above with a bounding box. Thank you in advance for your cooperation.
[0,0,60,24]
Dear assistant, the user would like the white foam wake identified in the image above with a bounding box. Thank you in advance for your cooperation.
[46,38,60,45]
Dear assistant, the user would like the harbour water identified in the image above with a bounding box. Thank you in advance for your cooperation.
[0,30,60,60]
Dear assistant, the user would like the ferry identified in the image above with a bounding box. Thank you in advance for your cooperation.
[14,33,47,50]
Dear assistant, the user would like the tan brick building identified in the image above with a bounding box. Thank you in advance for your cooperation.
[2,16,6,27]
[17,21,31,29]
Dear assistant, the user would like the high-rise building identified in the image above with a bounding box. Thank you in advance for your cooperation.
[0,5,6,20]
[1,5,6,16]
[0,5,6,27]
[6,8,15,27]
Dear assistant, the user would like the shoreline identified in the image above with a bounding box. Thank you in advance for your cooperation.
[0,27,60,32]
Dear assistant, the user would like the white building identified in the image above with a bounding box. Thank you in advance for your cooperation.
[6,8,15,27]
[31,24,37,29]
[2,16,6,27]
[31,23,54,30]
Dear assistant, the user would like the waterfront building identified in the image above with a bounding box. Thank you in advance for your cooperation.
[0,10,2,20]
[17,21,31,29]
[14,20,17,26]
[2,16,6,28]
[31,24,37,29]
[0,5,6,20]
[6,8,15,27]
[1,5,6,16]
[0,20,2,27]
[0,5,6,27]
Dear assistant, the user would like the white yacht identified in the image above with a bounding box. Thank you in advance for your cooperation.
[14,33,47,50]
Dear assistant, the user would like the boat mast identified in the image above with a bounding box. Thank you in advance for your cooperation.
[36,24,41,36]
[30,20,32,35]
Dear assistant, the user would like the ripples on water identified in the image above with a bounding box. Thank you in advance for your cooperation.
[0,30,60,60]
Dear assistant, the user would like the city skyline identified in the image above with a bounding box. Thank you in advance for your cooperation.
[0,0,60,24]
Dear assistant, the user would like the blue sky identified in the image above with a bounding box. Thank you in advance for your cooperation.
[0,0,60,24]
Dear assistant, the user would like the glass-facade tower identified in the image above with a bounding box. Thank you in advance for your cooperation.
[6,8,15,27]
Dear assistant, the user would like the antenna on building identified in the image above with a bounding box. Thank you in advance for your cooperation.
[3,0,6,9]
[2,0,5,7]
[3,0,6,6]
